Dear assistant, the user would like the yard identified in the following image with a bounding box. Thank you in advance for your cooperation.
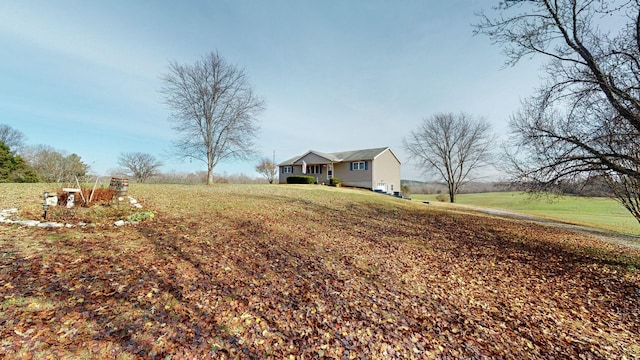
[1,184,639,358]
[412,192,640,235]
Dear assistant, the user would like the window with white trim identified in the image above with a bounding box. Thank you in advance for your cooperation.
[282,166,293,174]
[309,165,321,174]
[351,161,366,170]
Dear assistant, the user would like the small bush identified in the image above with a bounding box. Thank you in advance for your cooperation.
[127,211,154,222]
[436,194,448,202]
[329,178,342,186]
[287,176,315,184]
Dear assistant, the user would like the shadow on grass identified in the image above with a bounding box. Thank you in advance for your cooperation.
[1,189,639,358]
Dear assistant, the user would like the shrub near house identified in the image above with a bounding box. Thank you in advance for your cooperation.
[286,176,316,184]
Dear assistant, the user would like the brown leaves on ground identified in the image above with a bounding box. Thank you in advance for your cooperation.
[0,184,639,359]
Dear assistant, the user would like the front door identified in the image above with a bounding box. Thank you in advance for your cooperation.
[327,164,333,180]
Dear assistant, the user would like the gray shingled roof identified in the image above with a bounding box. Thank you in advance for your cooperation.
[309,150,341,162]
[330,147,389,161]
[278,147,391,166]
[278,155,301,166]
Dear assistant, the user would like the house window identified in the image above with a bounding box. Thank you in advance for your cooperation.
[351,161,367,170]
[282,166,293,174]
[309,165,321,174]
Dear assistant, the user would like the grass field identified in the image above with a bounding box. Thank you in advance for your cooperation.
[1,183,639,358]
[411,192,640,235]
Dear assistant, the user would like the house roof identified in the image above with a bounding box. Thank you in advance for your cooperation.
[278,147,399,165]
[279,155,301,166]
[307,150,341,162]
[331,147,390,162]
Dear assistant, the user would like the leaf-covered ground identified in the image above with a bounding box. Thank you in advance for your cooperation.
[1,184,639,359]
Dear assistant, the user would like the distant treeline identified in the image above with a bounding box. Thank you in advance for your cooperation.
[116,171,268,185]
[402,178,613,197]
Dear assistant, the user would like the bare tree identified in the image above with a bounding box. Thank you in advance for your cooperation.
[255,157,278,184]
[118,152,163,183]
[403,113,495,203]
[0,124,26,154]
[475,0,640,223]
[160,51,265,185]
[22,145,88,183]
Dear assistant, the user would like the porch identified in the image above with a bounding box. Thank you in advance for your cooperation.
[301,162,334,184]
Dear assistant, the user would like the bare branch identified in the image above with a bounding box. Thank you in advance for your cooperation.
[477,0,640,223]
[403,113,496,203]
[160,51,265,184]
[255,157,278,184]
[0,124,27,154]
[117,152,163,183]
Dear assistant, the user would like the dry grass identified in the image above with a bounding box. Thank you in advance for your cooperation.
[0,184,136,225]
[0,183,639,359]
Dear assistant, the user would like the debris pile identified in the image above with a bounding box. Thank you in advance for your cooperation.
[1,195,147,228]
[56,188,117,207]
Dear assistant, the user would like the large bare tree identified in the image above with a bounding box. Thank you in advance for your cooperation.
[161,51,265,185]
[475,0,640,223]
[0,124,26,154]
[117,152,163,183]
[403,113,495,203]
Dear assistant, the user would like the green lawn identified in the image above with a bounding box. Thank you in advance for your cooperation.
[411,192,640,235]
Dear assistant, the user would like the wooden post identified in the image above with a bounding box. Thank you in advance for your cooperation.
[75,176,86,203]
[89,176,100,204]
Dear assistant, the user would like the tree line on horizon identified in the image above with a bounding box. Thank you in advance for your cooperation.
[0,131,270,185]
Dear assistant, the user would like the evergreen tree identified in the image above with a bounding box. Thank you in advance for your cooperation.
[0,142,39,183]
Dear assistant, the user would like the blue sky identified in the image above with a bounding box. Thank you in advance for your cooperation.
[0,1,543,181]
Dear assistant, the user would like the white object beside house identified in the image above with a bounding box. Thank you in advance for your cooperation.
[278,147,401,193]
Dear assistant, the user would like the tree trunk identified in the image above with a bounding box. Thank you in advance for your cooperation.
[207,169,214,185]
